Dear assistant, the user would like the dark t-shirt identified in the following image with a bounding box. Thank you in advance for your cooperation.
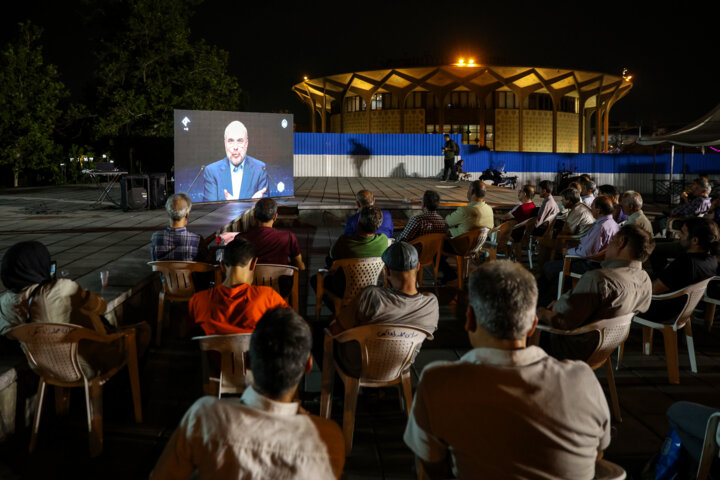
[238,227,301,265]
[646,252,718,322]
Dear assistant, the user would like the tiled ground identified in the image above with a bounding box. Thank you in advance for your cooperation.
[0,181,717,479]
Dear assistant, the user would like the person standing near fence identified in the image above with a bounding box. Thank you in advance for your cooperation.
[441,134,459,181]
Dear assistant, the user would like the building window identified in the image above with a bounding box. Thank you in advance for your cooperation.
[405,91,427,109]
[346,96,366,113]
[485,124,494,150]
[496,91,517,109]
[527,93,553,111]
[449,91,469,109]
[371,93,383,110]
[559,96,578,113]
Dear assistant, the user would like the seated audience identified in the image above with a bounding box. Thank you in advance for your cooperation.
[445,180,494,238]
[151,193,204,261]
[537,224,653,360]
[342,189,394,238]
[645,217,719,322]
[330,241,439,377]
[237,197,305,269]
[404,261,611,479]
[598,184,627,223]
[0,241,149,376]
[535,188,595,271]
[395,190,447,243]
[581,179,596,207]
[538,196,619,306]
[653,177,712,234]
[188,237,288,335]
[311,206,388,311]
[621,190,653,235]
[151,308,345,479]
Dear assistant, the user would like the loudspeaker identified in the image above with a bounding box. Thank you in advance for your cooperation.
[148,173,167,209]
[121,175,149,211]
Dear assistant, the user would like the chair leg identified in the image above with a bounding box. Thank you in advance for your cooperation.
[342,377,360,455]
[401,371,413,417]
[29,379,47,453]
[320,335,335,419]
[616,342,625,370]
[155,294,165,346]
[685,319,698,374]
[86,379,104,457]
[54,386,71,416]
[641,326,654,355]
[705,302,716,332]
[662,325,680,384]
[125,333,143,423]
[604,358,622,423]
[456,256,463,291]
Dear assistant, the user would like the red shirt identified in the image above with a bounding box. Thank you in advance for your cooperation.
[238,227,301,266]
[189,283,289,335]
[511,202,538,223]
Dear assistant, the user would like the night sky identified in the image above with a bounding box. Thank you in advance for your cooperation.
[3,0,717,131]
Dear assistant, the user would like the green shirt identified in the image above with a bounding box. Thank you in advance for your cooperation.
[330,234,388,260]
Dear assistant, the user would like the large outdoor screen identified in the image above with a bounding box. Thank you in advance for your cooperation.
[173,110,294,203]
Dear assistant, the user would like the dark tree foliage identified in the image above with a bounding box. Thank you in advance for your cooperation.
[0,22,68,186]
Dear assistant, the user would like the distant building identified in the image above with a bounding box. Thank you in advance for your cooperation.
[292,64,632,154]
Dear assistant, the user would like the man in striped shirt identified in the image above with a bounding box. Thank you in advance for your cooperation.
[151,193,203,261]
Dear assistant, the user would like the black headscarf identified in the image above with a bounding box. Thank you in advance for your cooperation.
[1,241,52,293]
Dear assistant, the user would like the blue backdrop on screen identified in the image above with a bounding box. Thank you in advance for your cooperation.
[173,110,294,203]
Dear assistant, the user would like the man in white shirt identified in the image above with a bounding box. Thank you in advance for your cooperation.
[404,261,611,479]
[151,308,344,479]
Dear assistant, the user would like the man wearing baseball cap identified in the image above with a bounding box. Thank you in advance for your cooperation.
[328,241,440,377]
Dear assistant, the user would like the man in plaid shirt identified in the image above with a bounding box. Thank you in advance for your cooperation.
[395,190,448,243]
[151,193,203,261]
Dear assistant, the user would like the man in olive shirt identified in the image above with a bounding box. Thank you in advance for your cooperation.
[621,190,653,235]
[445,180,494,238]
[537,224,654,361]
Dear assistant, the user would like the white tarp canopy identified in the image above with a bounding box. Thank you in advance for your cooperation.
[638,103,720,147]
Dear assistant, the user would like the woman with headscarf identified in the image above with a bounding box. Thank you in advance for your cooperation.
[0,241,122,376]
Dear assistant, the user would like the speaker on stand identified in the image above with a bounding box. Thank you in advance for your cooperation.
[120,174,150,211]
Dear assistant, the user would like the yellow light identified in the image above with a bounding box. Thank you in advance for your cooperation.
[625,75,633,81]
[303,76,308,81]
[458,58,465,66]
[468,59,475,65]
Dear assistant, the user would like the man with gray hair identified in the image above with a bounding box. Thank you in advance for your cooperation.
[150,193,203,261]
[621,190,653,235]
[404,261,611,479]
[342,189,394,238]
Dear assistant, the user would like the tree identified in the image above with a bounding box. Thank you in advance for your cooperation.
[94,0,243,146]
[0,22,68,187]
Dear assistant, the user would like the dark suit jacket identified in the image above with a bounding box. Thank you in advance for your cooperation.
[202,156,268,202]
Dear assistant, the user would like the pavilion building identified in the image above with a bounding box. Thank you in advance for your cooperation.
[292,64,633,154]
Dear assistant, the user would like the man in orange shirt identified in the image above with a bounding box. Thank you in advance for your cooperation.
[189,237,288,335]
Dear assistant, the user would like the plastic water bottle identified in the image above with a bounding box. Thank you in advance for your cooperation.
[654,428,682,480]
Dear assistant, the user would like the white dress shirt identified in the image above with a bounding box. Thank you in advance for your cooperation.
[230,160,244,199]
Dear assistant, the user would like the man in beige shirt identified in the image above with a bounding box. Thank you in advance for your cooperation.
[404,261,611,479]
[621,190,653,235]
[152,308,344,479]
[537,224,653,361]
[445,180,494,238]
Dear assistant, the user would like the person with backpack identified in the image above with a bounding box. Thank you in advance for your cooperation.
[441,134,459,181]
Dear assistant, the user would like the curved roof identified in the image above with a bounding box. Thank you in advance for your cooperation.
[292,64,632,112]
[637,103,720,147]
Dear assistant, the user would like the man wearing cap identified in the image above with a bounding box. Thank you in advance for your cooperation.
[329,242,439,377]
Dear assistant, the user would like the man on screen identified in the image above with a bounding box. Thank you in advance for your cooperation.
[202,120,269,201]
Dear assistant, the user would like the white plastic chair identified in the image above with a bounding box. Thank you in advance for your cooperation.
[192,333,252,397]
[320,324,428,454]
[253,264,300,313]
[701,276,720,332]
[556,250,606,299]
[697,412,720,480]
[594,458,627,479]
[535,313,634,422]
[315,257,385,321]
[618,277,714,384]
[441,227,489,289]
[148,261,222,345]
[7,323,142,457]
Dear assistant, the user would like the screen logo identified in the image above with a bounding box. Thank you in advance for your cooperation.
[181,116,191,131]
[281,119,288,129]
